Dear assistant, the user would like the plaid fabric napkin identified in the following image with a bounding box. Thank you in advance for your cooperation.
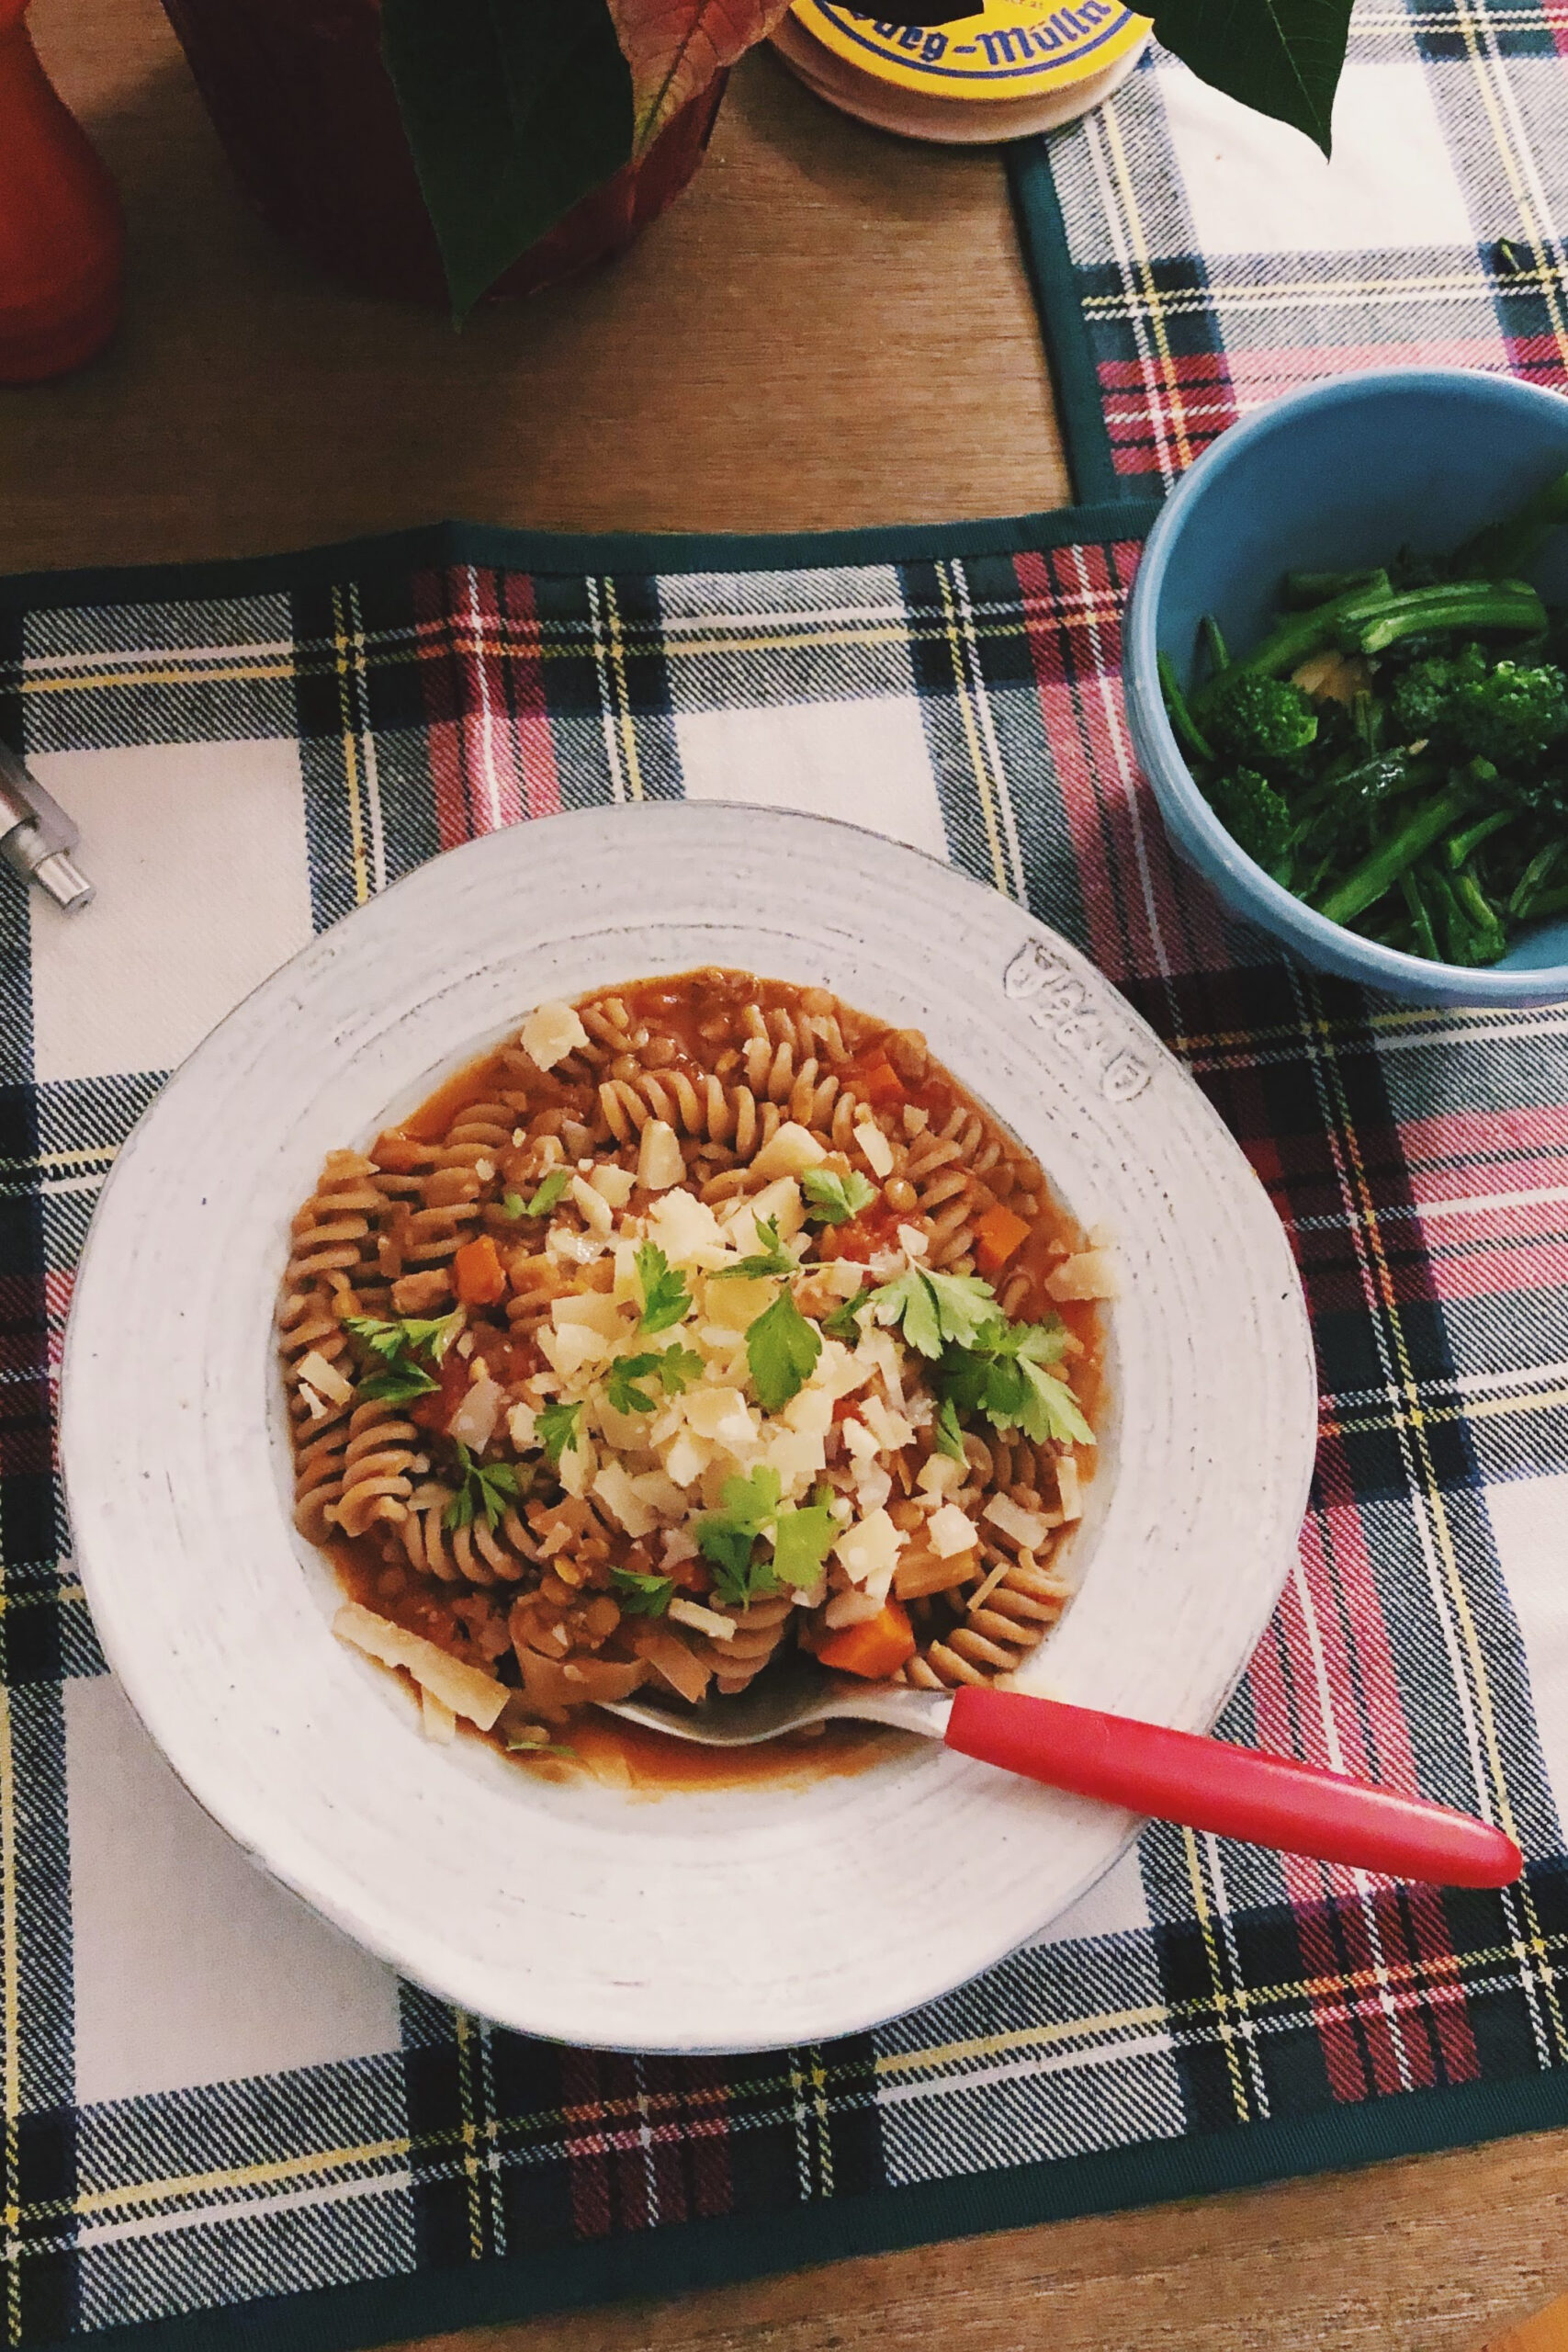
[4,510,1568,2352]
[1011,0,1568,496]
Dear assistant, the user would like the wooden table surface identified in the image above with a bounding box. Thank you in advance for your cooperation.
[11,3,1568,2346]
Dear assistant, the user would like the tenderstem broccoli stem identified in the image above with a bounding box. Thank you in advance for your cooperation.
[1157,652,1213,764]
[1354,581,1546,654]
[1282,568,1388,608]
[1400,869,1440,961]
[1316,783,1477,926]
[1219,581,1397,682]
[1444,808,1515,867]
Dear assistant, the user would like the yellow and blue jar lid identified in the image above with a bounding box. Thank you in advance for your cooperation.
[772,1,1151,140]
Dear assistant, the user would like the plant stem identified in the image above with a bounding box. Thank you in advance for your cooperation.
[1443,808,1515,867]
[1354,581,1545,654]
[1157,652,1213,765]
[1281,568,1388,609]
[1218,581,1397,683]
[1510,840,1565,918]
[1316,783,1477,926]
[1400,868,1440,961]
[1200,615,1230,680]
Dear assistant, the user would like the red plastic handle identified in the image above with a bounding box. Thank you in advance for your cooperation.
[945,1689,1522,1888]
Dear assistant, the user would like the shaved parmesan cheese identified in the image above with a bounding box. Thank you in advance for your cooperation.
[833,1507,904,1587]
[296,1349,354,1408]
[447,1369,502,1453]
[1056,1453,1083,1521]
[825,1257,868,1297]
[928,1503,979,1558]
[334,1602,508,1730]
[747,1174,807,1240]
[669,1597,737,1641]
[421,1687,457,1744]
[663,1429,714,1488]
[783,1385,834,1437]
[824,1588,886,1629]
[590,1162,636,1210]
[853,1121,894,1179]
[840,1415,880,1461]
[521,999,590,1071]
[853,1462,893,1516]
[570,1172,614,1236]
[637,1118,684,1192]
[966,1557,1010,1616]
[765,1426,827,1486]
[684,1386,756,1449]
[630,1469,688,1519]
[702,1275,775,1331]
[748,1122,828,1182]
[1045,1249,1119,1302]
[558,1435,597,1498]
[538,1323,613,1378]
[552,1290,624,1339]
[507,1401,537,1452]
[298,1381,328,1423]
[662,1523,700,1566]
[983,1492,1051,1550]
[648,1186,725,1263]
[897,1222,929,1260]
[593,1462,658,1538]
[917,1453,962,1497]
[861,1394,915,1453]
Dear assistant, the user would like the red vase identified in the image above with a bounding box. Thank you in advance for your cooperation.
[0,0,125,384]
[158,0,726,308]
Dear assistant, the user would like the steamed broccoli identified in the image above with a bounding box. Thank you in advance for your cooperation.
[1448,660,1568,767]
[1205,768,1294,880]
[1390,644,1487,741]
[1201,673,1318,766]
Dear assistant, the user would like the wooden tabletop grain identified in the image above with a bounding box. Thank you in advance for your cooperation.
[11,2,1568,2346]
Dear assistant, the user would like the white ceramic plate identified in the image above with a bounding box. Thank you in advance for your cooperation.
[62,806,1316,2053]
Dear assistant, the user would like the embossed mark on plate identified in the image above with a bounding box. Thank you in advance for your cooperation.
[1004,941,1152,1102]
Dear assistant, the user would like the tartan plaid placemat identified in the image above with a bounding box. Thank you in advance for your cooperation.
[1009,0,1568,498]
[6,505,1568,2352]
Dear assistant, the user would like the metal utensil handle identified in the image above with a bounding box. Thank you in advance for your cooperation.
[0,738,94,911]
[945,1688,1522,1888]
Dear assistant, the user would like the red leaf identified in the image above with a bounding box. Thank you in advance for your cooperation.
[605,0,795,153]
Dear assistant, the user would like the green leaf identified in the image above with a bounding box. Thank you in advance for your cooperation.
[868,1267,998,1359]
[636,1242,692,1335]
[1018,1360,1095,1448]
[934,1396,967,1464]
[1146,0,1354,155]
[344,1308,463,1364]
[713,1215,795,1279]
[525,1168,570,1217]
[357,1363,439,1406]
[653,1343,705,1394]
[381,0,636,321]
[801,1168,876,1227]
[822,1289,873,1343]
[770,1497,836,1590]
[444,1442,524,1531]
[745,1288,822,1412]
[610,1566,674,1615]
[604,1351,662,1416]
[501,1191,527,1220]
[536,1399,583,1465]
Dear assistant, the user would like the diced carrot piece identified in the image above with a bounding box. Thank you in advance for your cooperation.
[815,1599,917,1680]
[974,1203,1032,1275]
[453,1233,506,1306]
[859,1057,907,1107]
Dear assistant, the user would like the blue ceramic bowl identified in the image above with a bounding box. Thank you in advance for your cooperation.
[1123,369,1568,1007]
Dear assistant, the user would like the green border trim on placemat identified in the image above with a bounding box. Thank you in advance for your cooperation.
[0,502,1160,613]
[1004,140,1128,509]
[69,2070,1568,2352]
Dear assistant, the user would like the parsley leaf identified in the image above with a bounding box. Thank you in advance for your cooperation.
[932,1312,1089,1446]
[714,1215,795,1280]
[501,1191,526,1220]
[867,1268,998,1359]
[821,1288,873,1342]
[357,1363,438,1405]
[636,1242,692,1335]
[610,1566,675,1616]
[802,1168,876,1227]
[344,1308,463,1364]
[696,1467,784,1605]
[444,1442,525,1532]
[344,1307,462,1402]
[934,1396,967,1463]
[745,1288,822,1412]
[770,1495,837,1590]
[525,1168,570,1217]
[604,1351,662,1416]
[653,1343,704,1395]
[536,1399,583,1466]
